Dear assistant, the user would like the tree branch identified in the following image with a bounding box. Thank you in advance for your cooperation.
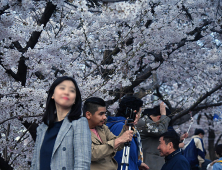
[17,117,39,142]
[0,115,42,125]
[171,83,222,123]
[173,101,222,125]
[1,2,57,86]
[154,86,173,110]
[0,156,13,170]
[193,102,222,111]
[182,5,193,21]
[106,65,160,105]
[0,4,10,16]
[164,20,212,56]
[210,28,222,34]
[24,2,56,50]
[216,133,222,146]
[104,19,213,109]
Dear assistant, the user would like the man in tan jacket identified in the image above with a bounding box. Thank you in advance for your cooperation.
[83,97,134,170]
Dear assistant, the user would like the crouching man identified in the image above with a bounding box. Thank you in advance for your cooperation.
[83,97,134,170]
[157,131,190,170]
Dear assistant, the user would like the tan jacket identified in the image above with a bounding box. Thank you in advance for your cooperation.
[90,124,126,170]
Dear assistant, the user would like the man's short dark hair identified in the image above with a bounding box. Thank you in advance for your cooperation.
[160,131,180,150]
[116,96,143,118]
[194,128,205,135]
[215,144,222,157]
[83,97,106,116]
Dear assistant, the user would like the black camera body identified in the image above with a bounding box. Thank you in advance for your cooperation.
[126,107,136,120]
[125,107,137,126]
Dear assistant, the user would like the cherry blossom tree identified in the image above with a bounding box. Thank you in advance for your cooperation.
[0,0,222,169]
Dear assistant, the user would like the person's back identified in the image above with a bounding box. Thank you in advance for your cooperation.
[138,118,166,170]
[137,103,171,170]
[106,96,149,170]
[183,137,201,166]
[183,129,206,170]
[107,116,140,170]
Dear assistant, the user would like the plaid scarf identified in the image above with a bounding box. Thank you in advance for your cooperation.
[133,127,143,162]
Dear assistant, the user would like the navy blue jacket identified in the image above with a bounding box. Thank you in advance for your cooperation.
[106,116,142,170]
[161,149,190,170]
[183,136,206,168]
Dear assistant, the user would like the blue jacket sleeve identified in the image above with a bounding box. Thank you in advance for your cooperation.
[110,122,124,136]
[137,160,142,167]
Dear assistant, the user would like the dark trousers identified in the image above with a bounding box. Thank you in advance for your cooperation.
[201,159,212,170]
[191,159,212,170]
[191,166,200,170]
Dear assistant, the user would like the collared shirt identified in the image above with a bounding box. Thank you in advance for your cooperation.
[91,128,102,142]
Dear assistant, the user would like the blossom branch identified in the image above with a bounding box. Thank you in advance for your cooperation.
[0,4,10,16]
[0,115,42,125]
[172,82,222,123]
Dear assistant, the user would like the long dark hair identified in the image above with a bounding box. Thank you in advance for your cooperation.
[42,76,82,127]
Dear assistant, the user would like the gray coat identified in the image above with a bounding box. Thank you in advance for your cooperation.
[30,117,91,170]
[137,115,170,170]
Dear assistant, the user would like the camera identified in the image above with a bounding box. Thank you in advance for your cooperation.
[125,107,137,121]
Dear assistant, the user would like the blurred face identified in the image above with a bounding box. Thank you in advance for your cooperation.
[87,106,107,128]
[157,137,171,157]
[199,133,204,139]
[52,80,76,110]
[134,107,142,125]
[150,115,161,122]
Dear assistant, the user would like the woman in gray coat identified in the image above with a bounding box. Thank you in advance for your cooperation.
[31,76,91,170]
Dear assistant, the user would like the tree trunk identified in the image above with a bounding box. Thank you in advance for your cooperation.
[0,157,13,170]
[208,128,216,160]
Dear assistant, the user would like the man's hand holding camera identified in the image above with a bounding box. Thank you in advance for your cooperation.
[114,109,141,148]
[114,109,136,149]
[125,108,141,128]
[114,129,134,149]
